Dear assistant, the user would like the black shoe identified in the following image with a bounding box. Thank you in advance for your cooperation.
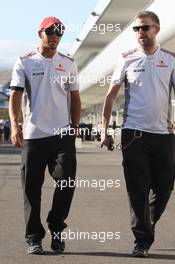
[27,240,44,254]
[132,244,149,258]
[49,230,65,253]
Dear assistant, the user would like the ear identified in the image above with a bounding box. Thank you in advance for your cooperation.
[38,31,42,38]
[155,26,160,35]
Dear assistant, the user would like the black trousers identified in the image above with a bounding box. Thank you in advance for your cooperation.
[121,129,175,248]
[21,134,76,243]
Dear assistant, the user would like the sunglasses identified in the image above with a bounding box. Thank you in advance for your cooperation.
[43,25,64,37]
[133,25,157,32]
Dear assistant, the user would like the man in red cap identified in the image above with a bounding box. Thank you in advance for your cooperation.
[9,16,81,254]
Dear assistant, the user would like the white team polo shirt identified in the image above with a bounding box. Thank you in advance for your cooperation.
[112,46,175,134]
[10,50,79,139]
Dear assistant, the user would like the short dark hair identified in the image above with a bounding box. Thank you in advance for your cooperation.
[134,11,160,26]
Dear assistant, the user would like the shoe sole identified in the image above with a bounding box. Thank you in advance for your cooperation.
[27,246,44,254]
[51,248,64,253]
[132,251,148,258]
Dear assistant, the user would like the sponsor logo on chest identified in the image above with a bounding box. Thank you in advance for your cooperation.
[156,60,169,67]
[55,63,66,72]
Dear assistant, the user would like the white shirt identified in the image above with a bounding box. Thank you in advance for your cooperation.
[10,50,79,139]
[112,46,175,134]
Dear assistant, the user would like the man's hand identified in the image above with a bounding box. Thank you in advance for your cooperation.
[101,132,115,151]
[101,83,120,149]
[101,131,110,148]
[101,136,110,148]
[73,126,80,138]
[11,125,23,148]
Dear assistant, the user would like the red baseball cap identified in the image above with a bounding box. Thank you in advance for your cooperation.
[39,16,65,32]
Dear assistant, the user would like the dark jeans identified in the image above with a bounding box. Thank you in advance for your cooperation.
[21,134,76,243]
[121,129,175,248]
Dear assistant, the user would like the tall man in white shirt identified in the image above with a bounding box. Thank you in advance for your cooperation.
[102,11,175,257]
[9,16,81,254]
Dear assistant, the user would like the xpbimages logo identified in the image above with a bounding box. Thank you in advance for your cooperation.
[49,229,121,243]
[62,22,121,35]
[53,127,121,138]
[53,74,113,87]
[53,177,121,191]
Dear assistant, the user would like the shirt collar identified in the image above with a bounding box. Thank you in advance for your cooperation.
[137,44,160,58]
